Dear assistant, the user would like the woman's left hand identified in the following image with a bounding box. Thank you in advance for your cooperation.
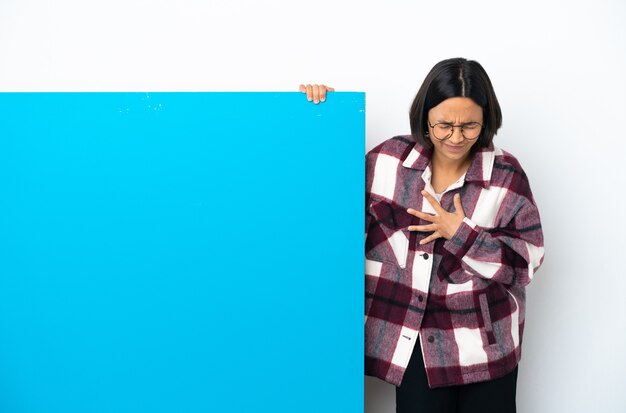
[407,191,466,245]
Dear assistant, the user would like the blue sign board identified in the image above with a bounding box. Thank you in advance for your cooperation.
[0,92,365,412]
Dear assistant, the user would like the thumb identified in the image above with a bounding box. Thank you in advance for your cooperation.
[453,193,464,214]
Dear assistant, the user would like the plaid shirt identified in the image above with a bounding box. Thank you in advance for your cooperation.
[365,136,544,388]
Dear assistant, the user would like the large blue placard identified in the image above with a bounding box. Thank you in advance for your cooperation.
[0,92,364,413]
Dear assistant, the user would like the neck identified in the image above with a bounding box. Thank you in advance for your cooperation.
[429,152,474,194]
[431,152,473,175]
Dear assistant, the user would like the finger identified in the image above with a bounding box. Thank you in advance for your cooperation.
[421,190,443,213]
[320,85,333,102]
[312,84,321,104]
[299,84,306,93]
[407,208,437,222]
[306,84,313,101]
[419,231,442,245]
[408,224,437,232]
[453,193,465,215]
[319,86,327,102]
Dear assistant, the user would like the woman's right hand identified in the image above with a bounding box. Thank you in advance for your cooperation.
[299,84,335,104]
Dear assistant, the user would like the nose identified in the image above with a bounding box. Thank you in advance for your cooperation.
[448,126,465,144]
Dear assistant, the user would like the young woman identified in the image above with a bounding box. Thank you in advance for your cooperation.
[302,57,544,413]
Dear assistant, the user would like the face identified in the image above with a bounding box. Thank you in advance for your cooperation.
[427,97,483,165]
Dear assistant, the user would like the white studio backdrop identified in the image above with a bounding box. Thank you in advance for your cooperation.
[1,1,625,412]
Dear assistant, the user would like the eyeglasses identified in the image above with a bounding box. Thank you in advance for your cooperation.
[427,121,483,141]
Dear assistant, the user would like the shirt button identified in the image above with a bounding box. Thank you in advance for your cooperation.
[418,295,424,302]
[422,253,429,260]
[427,336,435,343]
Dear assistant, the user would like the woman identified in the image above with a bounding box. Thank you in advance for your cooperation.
[301,58,544,413]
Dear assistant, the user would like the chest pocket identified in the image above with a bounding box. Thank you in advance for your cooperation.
[366,198,412,268]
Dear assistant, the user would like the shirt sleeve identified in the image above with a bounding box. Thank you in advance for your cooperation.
[442,171,545,288]
[365,152,374,238]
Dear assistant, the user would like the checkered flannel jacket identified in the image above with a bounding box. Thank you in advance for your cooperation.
[365,136,545,388]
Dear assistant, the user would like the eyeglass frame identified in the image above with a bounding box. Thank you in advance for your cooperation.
[427,120,484,141]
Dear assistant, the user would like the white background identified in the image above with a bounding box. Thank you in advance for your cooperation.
[1,1,625,412]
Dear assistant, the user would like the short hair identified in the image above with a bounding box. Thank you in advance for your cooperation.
[409,58,502,150]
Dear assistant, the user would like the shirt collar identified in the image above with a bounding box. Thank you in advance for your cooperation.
[401,142,496,188]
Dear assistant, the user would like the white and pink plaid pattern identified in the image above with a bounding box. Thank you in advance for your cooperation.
[365,136,544,388]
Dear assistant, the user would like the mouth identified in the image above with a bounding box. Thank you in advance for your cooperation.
[444,144,466,153]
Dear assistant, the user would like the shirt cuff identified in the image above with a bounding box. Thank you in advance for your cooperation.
[443,217,479,258]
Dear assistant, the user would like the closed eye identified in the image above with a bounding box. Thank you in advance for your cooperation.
[463,122,481,130]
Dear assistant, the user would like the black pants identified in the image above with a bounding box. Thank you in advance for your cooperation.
[396,341,518,413]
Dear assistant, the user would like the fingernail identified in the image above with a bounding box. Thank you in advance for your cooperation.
[314,99,319,104]
[321,97,325,102]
